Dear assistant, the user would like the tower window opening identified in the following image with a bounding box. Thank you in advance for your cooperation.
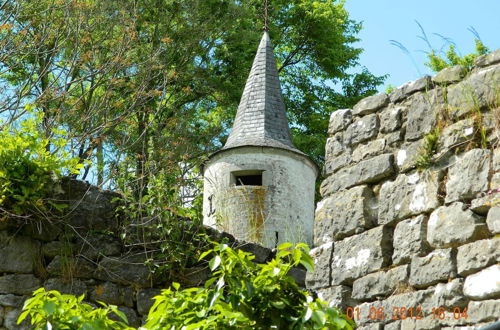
[235,174,262,186]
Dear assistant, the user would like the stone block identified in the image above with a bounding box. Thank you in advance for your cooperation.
[316,285,357,311]
[320,154,394,196]
[42,241,71,259]
[4,307,30,330]
[314,185,375,245]
[0,274,41,295]
[47,256,95,279]
[328,109,352,134]
[378,171,441,225]
[44,278,87,297]
[432,65,466,84]
[427,202,489,248]
[325,134,350,159]
[432,279,467,308]
[467,300,500,323]
[470,194,500,215]
[0,294,24,308]
[390,76,432,103]
[380,107,403,133]
[96,254,151,287]
[409,249,456,288]
[77,234,122,260]
[305,243,332,289]
[344,114,380,146]
[395,140,423,172]
[445,149,491,203]
[137,288,161,315]
[438,118,475,151]
[385,129,405,146]
[331,226,392,285]
[113,306,140,327]
[393,215,430,265]
[405,89,440,141]
[0,231,40,274]
[352,139,386,163]
[457,237,500,276]
[447,65,500,118]
[353,93,389,116]
[90,282,134,307]
[474,49,500,67]
[491,173,500,190]
[493,148,500,171]
[352,265,409,301]
[486,206,500,234]
[324,153,352,175]
[463,265,500,300]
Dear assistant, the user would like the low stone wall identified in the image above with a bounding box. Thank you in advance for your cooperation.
[0,178,278,329]
[307,50,500,329]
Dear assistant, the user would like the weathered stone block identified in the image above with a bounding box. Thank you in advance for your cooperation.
[328,109,352,134]
[380,107,403,133]
[331,226,392,285]
[305,243,332,289]
[352,139,386,163]
[352,265,409,300]
[316,285,357,311]
[42,241,71,259]
[394,140,423,173]
[320,154,394,196]
[353,93,388,116]
[90,282,134,307]
[385,129,405,146]
[470,194,500,215]
[446,149,491,203]
[447,65,500,118]
[47,256,95,279]
[427,202,489,248]
[78,234,122,260]
[433,65,466,84]
[137,288,161,315]
[4,307,30,330]
[0,274,41,295]
[344,114,380,146]
[325,134,349,159]
[96,254,151,287]
[409,249,456,288]
[314,185,375,245]
[474,49,500,67]
[0,294,24,308]
[438,118,475,151]
[432,279,467,308]
[390,76,432,103]
[405,89,440,141]
[463,264,500,299]
[467,300,500,323]
[114,306,140,327]
[393,215,430,265]
[0,231,40,274]
[324,153,352,175]
[44,278,87,296]
[486,206,500,234]
[378,171,441,225]
[493,148,500,171]
[457,237,500,276]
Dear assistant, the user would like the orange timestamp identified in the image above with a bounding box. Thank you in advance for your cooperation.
[345,306,469,321]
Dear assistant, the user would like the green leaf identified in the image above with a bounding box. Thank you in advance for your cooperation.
[42,301,57,315]
[209,255,221,271]
[277,242,293,250]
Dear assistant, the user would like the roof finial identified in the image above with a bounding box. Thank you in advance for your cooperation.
[263,0,269,31]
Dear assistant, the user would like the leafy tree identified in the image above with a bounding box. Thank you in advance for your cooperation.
[19,243,355,329]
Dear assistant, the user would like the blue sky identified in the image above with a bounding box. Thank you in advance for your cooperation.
[344,0,500,90]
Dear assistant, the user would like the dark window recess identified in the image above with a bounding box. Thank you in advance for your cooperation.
[235,174,262,186]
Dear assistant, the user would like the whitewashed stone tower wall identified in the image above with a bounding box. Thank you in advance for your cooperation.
[202,32,318,248]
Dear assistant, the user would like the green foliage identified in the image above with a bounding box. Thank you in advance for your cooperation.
[18,288,133,329]
[385,84,396,94]
[20,244,355,329]
[143,243,355,329]
[425,40,489,72]
[0,114,82,217]
[416,128,441,170]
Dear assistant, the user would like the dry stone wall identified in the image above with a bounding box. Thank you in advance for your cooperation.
[0,178,278,329]
[308,49,500,329]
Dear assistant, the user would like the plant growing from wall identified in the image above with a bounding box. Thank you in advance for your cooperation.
[416,128,441,170]
[20,243,355,329]
[0,114,83,218]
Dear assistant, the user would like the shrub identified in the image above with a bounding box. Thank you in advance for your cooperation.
[20,243,355,329]
[0,115,83,217]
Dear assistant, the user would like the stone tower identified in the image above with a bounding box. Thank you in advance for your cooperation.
[202,32,318,248]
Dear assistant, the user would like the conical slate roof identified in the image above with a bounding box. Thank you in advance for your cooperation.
[222,32,302,154]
